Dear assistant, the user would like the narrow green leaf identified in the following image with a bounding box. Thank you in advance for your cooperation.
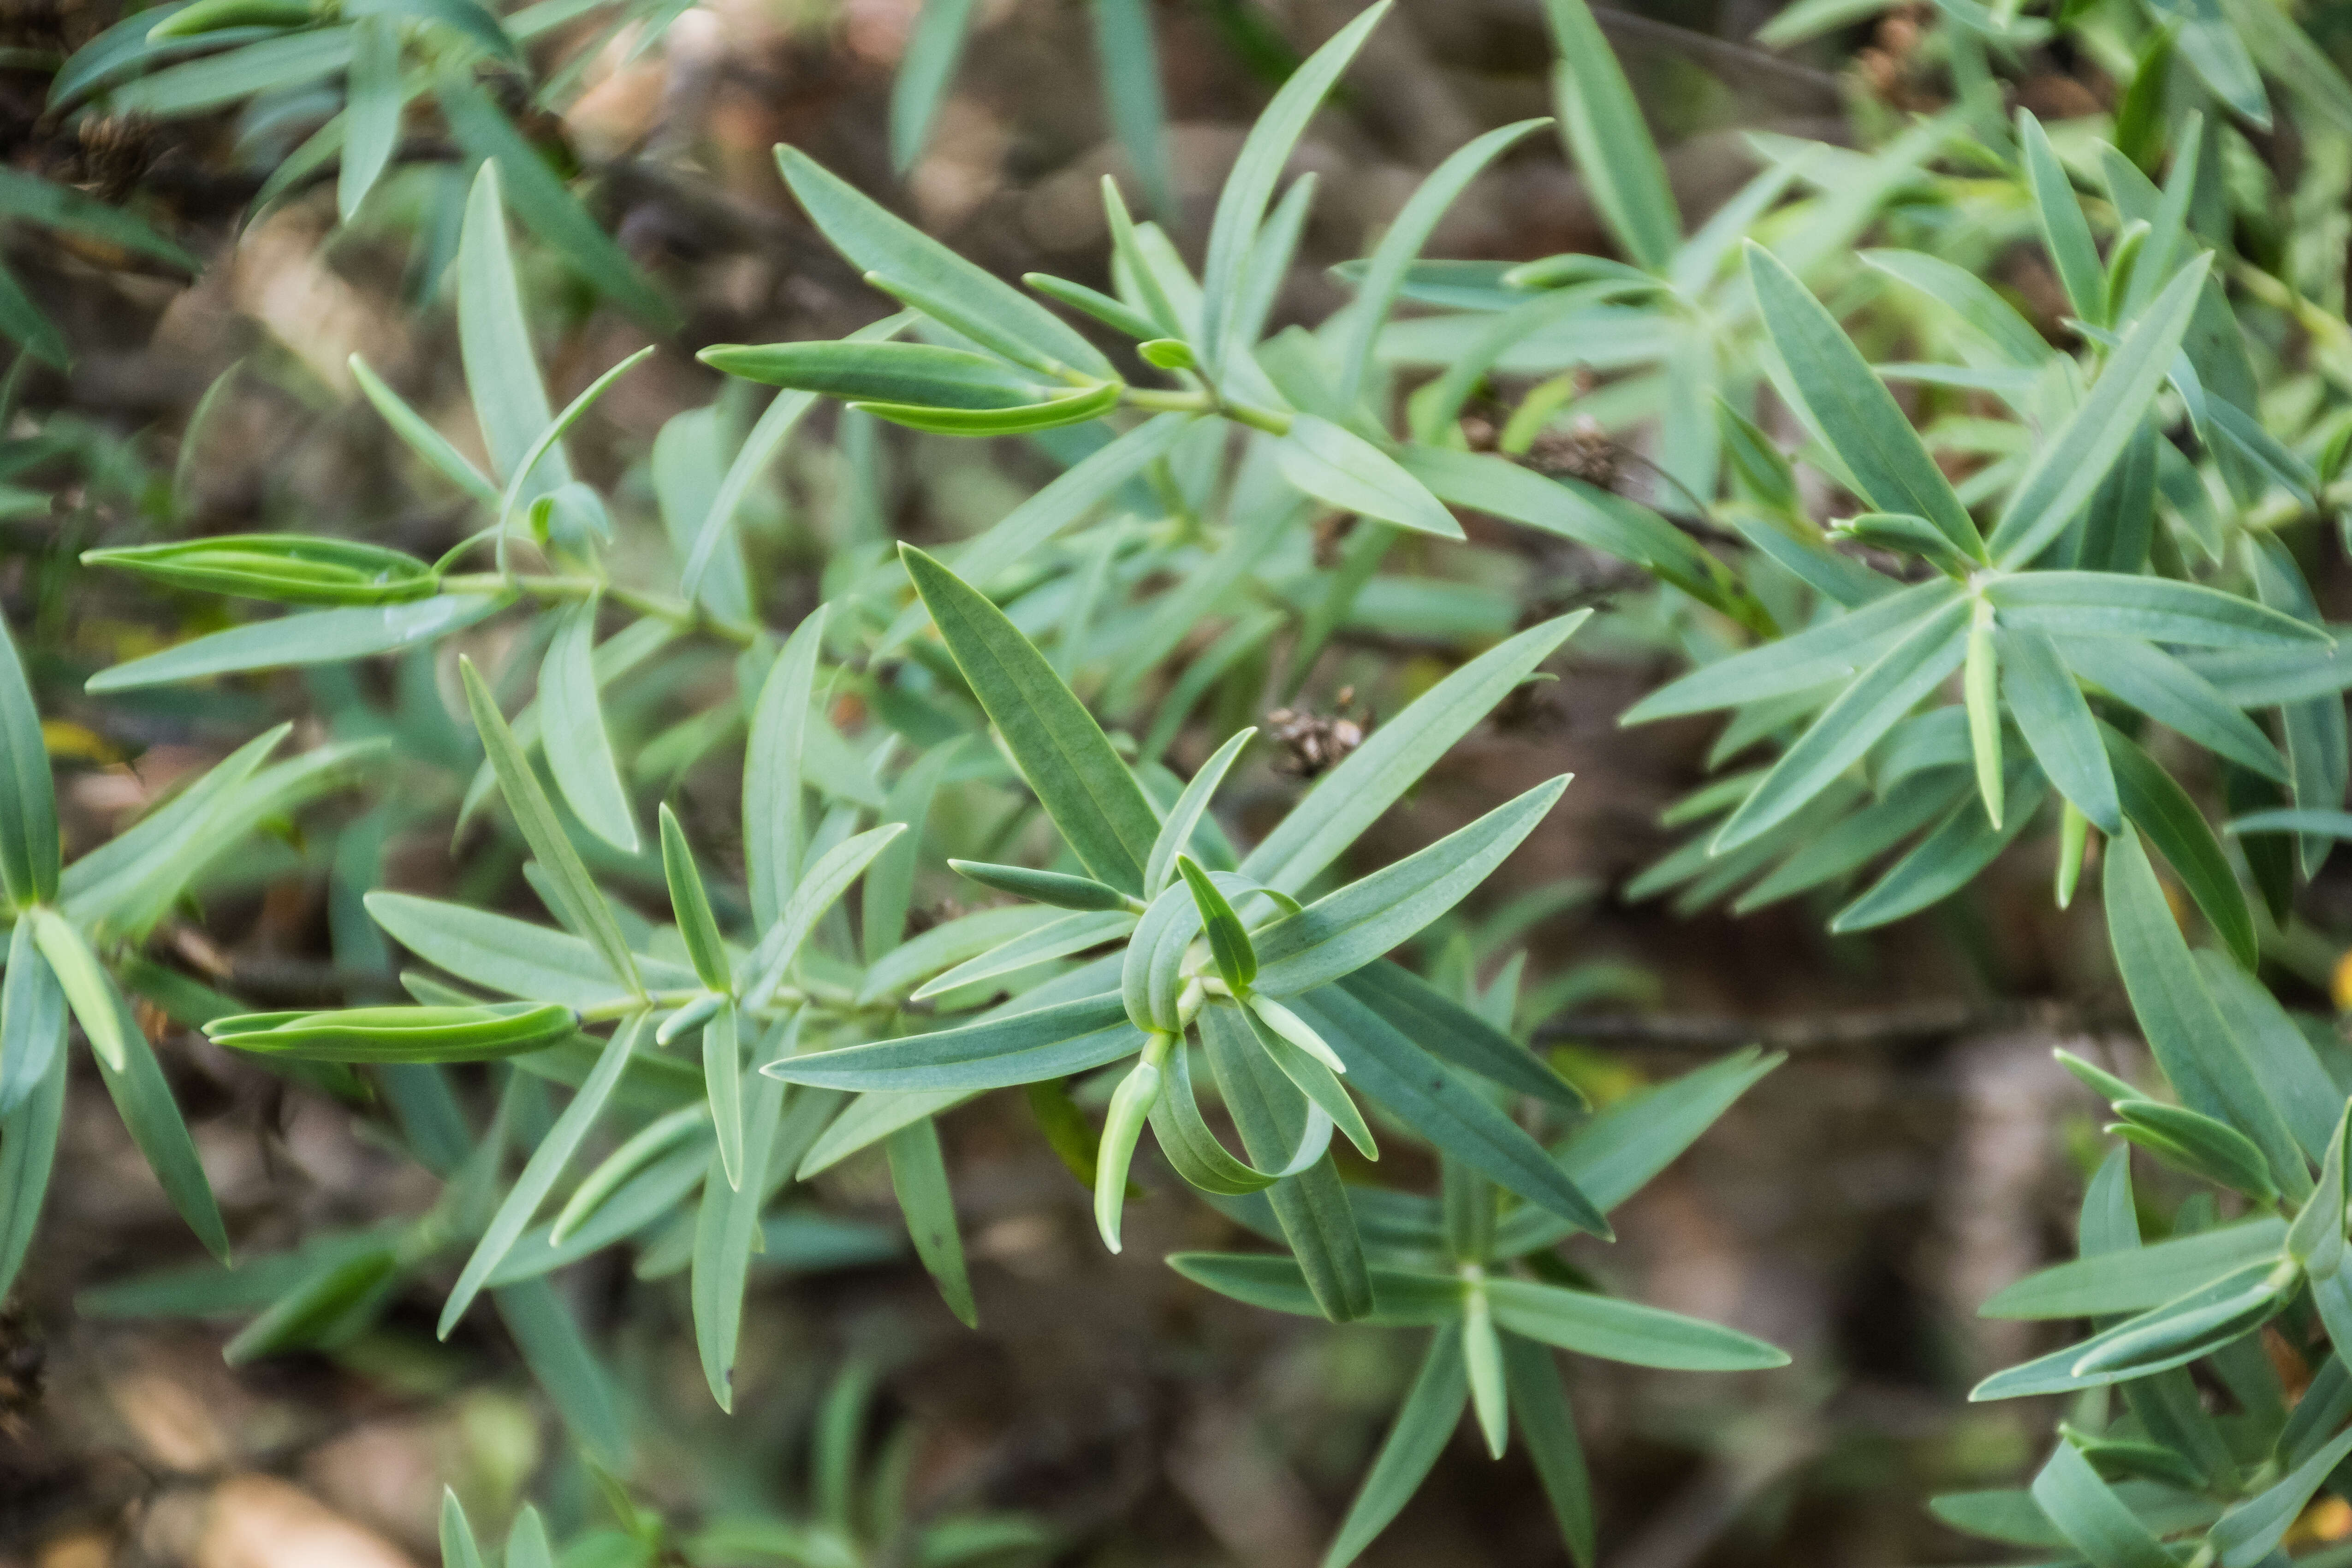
[1484,1278,1788,1370]
[660,805,731,993]
[439,1015,645,1336]
[903,546,1160,893]
[1502,1334,1597,1568]
[1091,0,1173,215]
[539,596,638,853]
[1288,984,1607,1236]
[950,860,1129,912]
[1244,612,1587,896]
[1199,1000,1372,1322]
[1145,727,1253,898]
[693,1027,788,1411]
[2210,1422,2352,1566]
[1964,613,2002,827]
[742,823,908,1009]
[85,594,506,691]
[2101,826,2297,1183]
[1543,0,1679,269]
[704,1000,745,1192]
[2054,635,2286,782]
[1196,1,1389,372]
[2028,1440,2177,1568]
[1253,776,1570,996]
[1177,854,1256,993]
[1989,570,2327,648]
[1277,416,1463,539]
[1988,256,2212,564]
[0,909,64,1118]
[764,992,1142,1093]
[1746,241,1981,557]
[1861,248,2051,367]
[1982,1216,2287,1319]
[208,1002,579,1063]
[91,974,229,1260]
[1337,118,1550,401]
[460,657,641,995]
[1998,624,2118,832]
[0,1040,65,1302]
[1240,1001,1375,1160]
[1320,1330,1467,1568]
[2102,722,2257,972]
[1715,595,1971,852]
[338,14,399,220]
[888,0,976,172]
[348,355,500,506]
[778,146,1111,380]
[456,160,565,501]
[2017,111,2104,323]
[1093,1052,1162,1250]
[885,1117,977,1326]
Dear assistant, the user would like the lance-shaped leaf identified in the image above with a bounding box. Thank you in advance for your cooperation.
[1252,776,1571,996]
[461,657,641,996]
[2109,1099,2278,1200]
[693,1025,790,1411]
[1197,1,1388,371]
[1714,595,1971,852]
[1624,580,1958,723]
[2015,111,2104,324]
[0,1041,64,1301]
[1337,962,1583,1111]
[1998,624,2118,832]
[742,824,908,1009]
[538,597,638,854]
[2027,1440,2177,1568]
[1240,1003,1375,1160]
[2103,724,2258,973]
[766,992,1144,1093]
[1177,854,1256,994]
[1972,1259,2294,1399]
[1276,416,1463,540]
[2286,1102,2350,1277]
[902,546,1160,894]
[1745,241,1981,557]
[0,919,65,1119]
[745,609,827,928]
[1544,0,1678,270]
[704,1000,745,1190]
[777,146,1111,381]
[438,1015,645,1335]
[83,535,438,606]
[208,1003,580,1063]
[31,908,130,1072]
[698,339,1071,410]
[86,971,229,1261]
[949,859,1130,911]
[1167,1252,1466,1324]
[2052,635,2287,783]
[1988,257,2212,565]
[1503,1333,1598,1568]
[1484,1278,1788,1371]
[366,894,689,1009]
[1144,727,1253,898]
[1982,1216,2287,1319]
[913,909,1136,1002]
[660,805,731,993]
[456,161,567,501]
[2103,827,2297,1184]
[886,1117,977,1326]
[84,594,508,691]
[1289,984,1606,1235]
[1964,611,2001,826]
[1322,1330,1469,1568]
[1199,1001,1371,1322]
[2209,1422,2352,1567]
[1336,118,1550,401]
[1245,613,1585,894]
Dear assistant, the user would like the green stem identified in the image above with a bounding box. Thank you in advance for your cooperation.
[1123,386,1294,437]
[440,573,759,647]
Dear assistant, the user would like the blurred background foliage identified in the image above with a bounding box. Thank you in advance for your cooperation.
[5,0,2352,1563]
